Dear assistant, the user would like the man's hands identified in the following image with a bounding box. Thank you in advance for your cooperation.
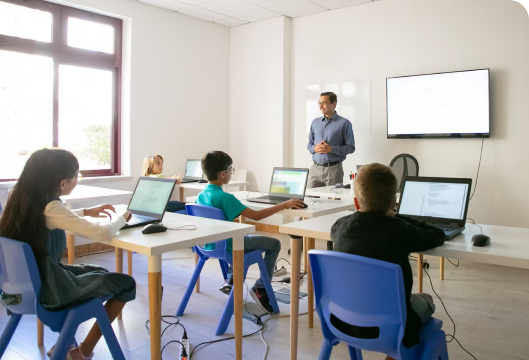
[314,140,332,154]
[84,205,116,219]
[283,198,305,209]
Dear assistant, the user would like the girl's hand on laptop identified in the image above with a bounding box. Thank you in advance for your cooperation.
[123,211,132,222]
[171,175,182,184]
[284,199,305,209]
[83,204,116,219]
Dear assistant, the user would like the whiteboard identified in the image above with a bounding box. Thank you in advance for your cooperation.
[306,81,372,135]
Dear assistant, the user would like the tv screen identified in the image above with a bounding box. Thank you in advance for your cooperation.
[387,69,490,138]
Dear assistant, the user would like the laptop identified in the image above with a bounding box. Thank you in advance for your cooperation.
[180,159,204,183]
[246,167,309,205]
[396,176,472,240]
[121,177,177,229]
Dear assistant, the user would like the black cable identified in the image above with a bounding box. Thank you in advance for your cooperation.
[161,340,185,359]
[469,138,484,201]
[275,257,291,266]
[466,218,483,234]
[446,258,459,267]
[189,326,264,358]
[423,268,477,359]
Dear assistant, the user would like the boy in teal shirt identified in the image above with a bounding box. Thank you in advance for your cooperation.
[197,151,304,313]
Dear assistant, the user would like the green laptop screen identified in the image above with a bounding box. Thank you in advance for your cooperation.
[128,179,174,215]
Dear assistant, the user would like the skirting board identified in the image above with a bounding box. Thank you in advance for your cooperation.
[64,242,115,258]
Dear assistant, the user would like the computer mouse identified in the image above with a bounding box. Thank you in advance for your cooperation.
[334,183,344,188]
[142,223,168,234]
[300,202,308,209]
[344,184,351,189]
[471,234,490,247]
[198,179,208,183]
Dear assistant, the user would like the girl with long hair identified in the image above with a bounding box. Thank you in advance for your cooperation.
[0,149,136,360]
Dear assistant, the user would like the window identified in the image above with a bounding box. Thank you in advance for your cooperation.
[0,0,122,181]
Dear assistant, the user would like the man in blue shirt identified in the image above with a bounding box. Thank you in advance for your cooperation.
[307,91,356,249]
[196,151,304,313]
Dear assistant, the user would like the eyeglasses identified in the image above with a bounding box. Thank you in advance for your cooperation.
[77,172,83,180]
[223,167,235,174]
[318,101,331,107]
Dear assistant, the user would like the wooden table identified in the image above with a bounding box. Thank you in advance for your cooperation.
[279,212,529,359]
[305,185,356,200]
[105,209,254,360]
[176,181,250,201]
[60,185,133,265]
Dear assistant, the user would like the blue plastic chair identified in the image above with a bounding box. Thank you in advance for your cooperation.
[0,237,126,360]
[308,250,449,360]
[176,204,280,335]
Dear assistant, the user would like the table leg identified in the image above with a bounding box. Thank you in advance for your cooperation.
[303,237,308,273]
[440,257,444,280]
[290,236,302,360]
[194,252,200,293]
[37,319,44,346]
[239,215,245,224]
[115,248,123,320]
[67,234,75,265]
[148,254,162,360]
[179,187,185,202]
[418,253,424,293]
[307,237,315,328]
[233,236,244,360]
[127,250,133,276]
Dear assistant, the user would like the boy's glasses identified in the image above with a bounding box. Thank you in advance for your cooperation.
[77,172,83,180]
[223,167,235,174]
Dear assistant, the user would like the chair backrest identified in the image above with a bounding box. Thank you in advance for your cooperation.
[0,237,41,315]
[185,204,232,262]
[309,250,409,357]
[389,154,419,192]
[230,169,247,182]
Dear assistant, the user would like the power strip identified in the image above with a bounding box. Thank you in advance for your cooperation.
[180,333,190,360]
[274,266,287,277]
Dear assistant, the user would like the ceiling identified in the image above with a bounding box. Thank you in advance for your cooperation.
[138,0,372,27]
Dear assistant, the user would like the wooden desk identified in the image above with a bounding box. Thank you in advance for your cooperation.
[104,209,254,360]
[176,181,250,201]
[60,185,133,265]
[305,185,355,200]
[279,212,529,360]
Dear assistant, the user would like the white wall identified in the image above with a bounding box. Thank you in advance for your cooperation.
[229,17,291,192]
[289,0,529,228]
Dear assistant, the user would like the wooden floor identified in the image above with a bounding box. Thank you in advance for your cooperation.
[2,232,529,359]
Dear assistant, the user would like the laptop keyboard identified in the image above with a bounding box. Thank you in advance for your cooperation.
[127,214,154,225]
[428,223,460,232]
[255,195,291,202]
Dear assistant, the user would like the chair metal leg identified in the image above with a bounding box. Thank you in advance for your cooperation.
[94,306,126,360]
[216,287,235,336]
[176,258,206,316]
[0,314,22,356]
[348,346,363,360]
[318,339,333,360]
[256,257,280,314]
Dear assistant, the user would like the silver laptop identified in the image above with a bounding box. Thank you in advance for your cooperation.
[181,159,203,183]
[397,176,472,240]
[121,177,176,229]
[246,167,309,205]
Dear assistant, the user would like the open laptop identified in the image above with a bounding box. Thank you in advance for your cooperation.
[246,167,309,205]
[181,159,204,183]
[396,176,472,240]
[121,177,176,229]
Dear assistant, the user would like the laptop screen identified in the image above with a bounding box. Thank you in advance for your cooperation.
[269,168,308,197]
[128,178,175,215]
[398,179,470,221]
[184,159,202,178]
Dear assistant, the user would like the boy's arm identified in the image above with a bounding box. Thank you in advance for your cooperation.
[241,198,305,221]
[396,215,446,253]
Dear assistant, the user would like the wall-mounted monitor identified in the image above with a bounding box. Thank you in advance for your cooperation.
[387,69,490,138]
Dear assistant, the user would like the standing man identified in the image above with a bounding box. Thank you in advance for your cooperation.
[307,91,355,249]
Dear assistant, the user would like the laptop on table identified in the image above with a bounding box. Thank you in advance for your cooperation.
[246,167,309,205]
[396,176,472,240]
[121,177,176,229]
[180,159,204,183]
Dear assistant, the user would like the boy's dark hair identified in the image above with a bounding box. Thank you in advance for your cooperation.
[201,151,233,181]
[320,92,337,104]
[354,163,397,215]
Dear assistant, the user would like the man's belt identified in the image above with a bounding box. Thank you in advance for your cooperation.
[314,161,341,167]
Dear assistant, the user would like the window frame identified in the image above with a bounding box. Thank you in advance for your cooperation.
[0,0,122,181]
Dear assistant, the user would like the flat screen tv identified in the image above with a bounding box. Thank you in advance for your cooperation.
[387,69,490,138]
